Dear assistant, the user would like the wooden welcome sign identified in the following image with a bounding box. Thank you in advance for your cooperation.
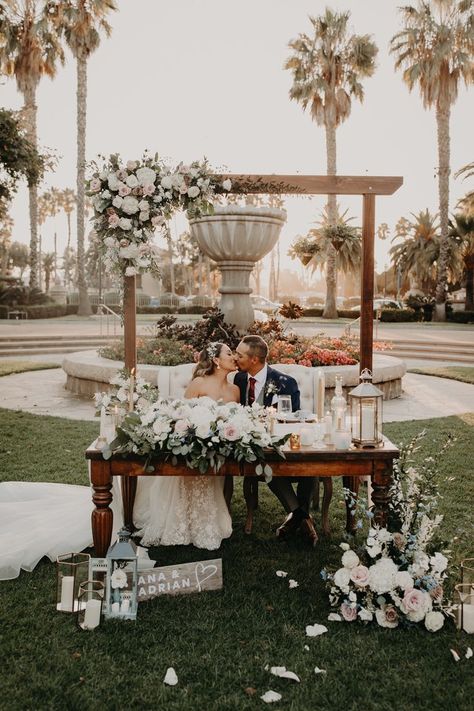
[138,559,223,601]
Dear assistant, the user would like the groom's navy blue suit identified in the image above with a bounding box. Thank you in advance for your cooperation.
[234,366,315,516]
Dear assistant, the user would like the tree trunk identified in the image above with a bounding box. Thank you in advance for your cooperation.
[23,83,39,289]
[434,101,451,321]
[323,119,338,319]
[76,54,92,316]
[465,255,474,311]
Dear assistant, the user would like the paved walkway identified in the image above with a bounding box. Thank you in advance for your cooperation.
[1,366,473,423]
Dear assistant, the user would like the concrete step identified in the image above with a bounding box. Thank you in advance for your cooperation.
[389,349,474,364]
[0,338,116,351]
[0,345,102,357]
[0,334,120,343]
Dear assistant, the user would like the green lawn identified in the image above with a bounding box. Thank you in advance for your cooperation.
[0,360,60,377]
[0,409,473,710]
[409,366,474,385]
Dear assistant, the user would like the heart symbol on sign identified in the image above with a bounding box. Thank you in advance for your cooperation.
[195,562,217,592]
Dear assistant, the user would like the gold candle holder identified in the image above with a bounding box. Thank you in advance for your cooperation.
[289,432,301,450]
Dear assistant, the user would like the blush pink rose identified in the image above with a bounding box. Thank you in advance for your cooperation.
[340,602,357,622]
[118,185,131,197]
[174,419,189,434]
[223,424,241,441]
[89,178,101,192]
[402,588,432,622]
[142,183,155,196]
[350,565,370,587]
[108,213,120,227]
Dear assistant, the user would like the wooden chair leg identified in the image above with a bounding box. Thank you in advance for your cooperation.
[320,477,333,536]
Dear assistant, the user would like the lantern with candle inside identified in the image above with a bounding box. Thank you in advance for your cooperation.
[56,552,90,613]
[454,583,474,634]
[105,528,138,621]
[77,580,105,630]
[348,369,383,448]
[461,558,474,586]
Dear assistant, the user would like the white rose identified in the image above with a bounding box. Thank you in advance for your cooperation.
[121,196,140,215]
[119,217,132,230]
[368,558,398,594]
[104,236,116,247]
[424,610,444,632]
[161,176,173,189]
[171,173,184,187]
[99,171,107,180]
[222,178,232,191]
[107,174,121,191]
[333,567,351,592]
[342,550,360,570]
[119,244,140,259]
[138,199,149,211]
[125,266,138,276]
[339,542,350,551]
[394,571,414,591]
[430,553,448,574]
[136,167,156,185]
[377,529,392,544]
[187,185,200,199]
[126,160,138,171]
[139,211,149,222]
[196,423,212,439]
[358,607,373,622]
[367,542,382,558]
[112,196,123,208]
[126,174,139,188]
[101,189,111,199]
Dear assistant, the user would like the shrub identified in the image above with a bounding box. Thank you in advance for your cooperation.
[137,306,174,314]
[100,337,195,366]
[379,308,416,322]
[449,311,474,324]
[302,308,323,317]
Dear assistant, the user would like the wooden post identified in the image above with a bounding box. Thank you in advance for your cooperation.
[123,275,137,372]
[360,194,376,374]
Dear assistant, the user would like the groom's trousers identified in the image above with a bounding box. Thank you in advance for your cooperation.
[267,476,315,515]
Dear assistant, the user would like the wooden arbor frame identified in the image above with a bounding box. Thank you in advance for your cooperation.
[123,174,403,375]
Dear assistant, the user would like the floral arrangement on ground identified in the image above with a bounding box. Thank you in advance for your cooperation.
[99,308,390,367]
[321,431,454,631]
[100,396,289,476]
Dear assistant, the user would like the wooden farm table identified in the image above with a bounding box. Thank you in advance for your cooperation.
[86,438,399,557]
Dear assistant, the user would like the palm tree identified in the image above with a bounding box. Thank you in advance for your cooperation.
[0,1,64,288]
[56,187,76,250]
[391,1,474,319]
[285,9,377,318]
[450,212,474,310]
[0,211,14,276]
[49,0,116,316]
[455,161,474,215]
[390,210,440,293]
[42,251,54,292]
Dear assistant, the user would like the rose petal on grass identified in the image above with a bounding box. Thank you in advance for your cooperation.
[276,570,288,578]
[339,542,350,551]
[450,649,461,662]
[163,667,178,685]
[306,623,328,637]
[466,647,473,659]
[270,666,300,682]
[288,579,299,589]
[304,645,310,652]
[314,666,327,675]
[261,690,282,703]
[327,613,342,622]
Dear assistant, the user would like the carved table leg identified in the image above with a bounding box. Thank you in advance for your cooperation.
[320,477,333,536]
[122,476,137,532]
[91,460,113,557]
[343,476,361,534]
[243,476,258,534]
[371,461,393,528]
[312,477,321,512]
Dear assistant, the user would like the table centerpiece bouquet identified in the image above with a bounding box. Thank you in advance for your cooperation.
[101,396,289,477]
[321,431,453,631]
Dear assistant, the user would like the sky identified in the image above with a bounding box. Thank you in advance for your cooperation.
[2,0,473,287]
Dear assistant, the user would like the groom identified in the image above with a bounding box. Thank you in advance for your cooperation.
[234,335,318,546]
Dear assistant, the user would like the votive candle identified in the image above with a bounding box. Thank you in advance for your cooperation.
[60,576,74,612]
[83,599,102,630]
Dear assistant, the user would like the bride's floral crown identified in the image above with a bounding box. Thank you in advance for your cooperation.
[206,342,220,361]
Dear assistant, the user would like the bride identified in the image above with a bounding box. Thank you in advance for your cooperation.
[133,341,239,550]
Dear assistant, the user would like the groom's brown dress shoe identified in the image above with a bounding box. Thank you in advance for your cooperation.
[300,517,319,547]
[276,512,301,539]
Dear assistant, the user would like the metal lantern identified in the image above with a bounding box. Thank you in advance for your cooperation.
[105,528,138,621]
[77,580,105,631]
[454,583,474,634]
[56,553,90,613]
[349,369,383,448]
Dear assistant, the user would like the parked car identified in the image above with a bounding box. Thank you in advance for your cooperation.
[149,293,188,308]
[349,298,403,312]
[250,295,282,313]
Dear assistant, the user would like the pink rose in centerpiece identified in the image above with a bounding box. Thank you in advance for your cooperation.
[375,605,399,628]
[174,419,189,435]
[402,588,432,622]
[152,215,165,227]
[340,602,357,622]
[350,565,370,587]
[118,185,131,197]
[108,213,120,228]
[223,423,241,441]
[89,178,101,192]
[142,183,155,196]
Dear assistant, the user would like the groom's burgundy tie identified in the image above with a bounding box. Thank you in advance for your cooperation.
[248,377,256,405]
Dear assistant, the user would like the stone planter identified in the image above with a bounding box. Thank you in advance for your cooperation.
[189,206,286,331]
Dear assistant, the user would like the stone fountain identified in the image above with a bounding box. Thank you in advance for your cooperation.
[189,205,286,331]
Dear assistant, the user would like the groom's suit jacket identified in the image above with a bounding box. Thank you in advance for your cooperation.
[234,365,300,412]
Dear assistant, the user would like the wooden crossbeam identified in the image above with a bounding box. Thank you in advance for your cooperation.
[216,174,403,196]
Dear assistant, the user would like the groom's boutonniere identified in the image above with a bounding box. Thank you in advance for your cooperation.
[265,380,280,398]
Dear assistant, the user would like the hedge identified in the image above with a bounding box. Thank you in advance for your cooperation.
[0,304,69,319]
[449,311,474,324]
[379,308,416,322]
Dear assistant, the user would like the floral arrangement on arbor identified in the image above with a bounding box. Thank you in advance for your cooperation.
[104,397,289,475]
[86,153,231,280]
[321,432,453,631]
[94,368,159,414]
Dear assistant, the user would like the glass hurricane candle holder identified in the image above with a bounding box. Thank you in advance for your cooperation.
[454,583,474,634]
[349,369,383,448]
[461,558,474,586]
[77,580,105,631]
[56,553,90,613]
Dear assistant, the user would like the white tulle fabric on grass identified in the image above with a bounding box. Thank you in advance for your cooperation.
[133,475,232,551]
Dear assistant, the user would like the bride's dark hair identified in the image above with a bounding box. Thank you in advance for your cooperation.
[192,342,225,379]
